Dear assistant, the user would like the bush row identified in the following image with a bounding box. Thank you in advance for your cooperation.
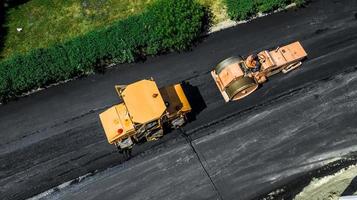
[225,0,305,21]
[0,0,204,102]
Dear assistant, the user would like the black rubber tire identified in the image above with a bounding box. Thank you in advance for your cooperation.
[123,148,132,160]
[215,56,243,74]
[225,77,258,100]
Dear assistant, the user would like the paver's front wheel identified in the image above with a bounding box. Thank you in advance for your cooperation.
[225,77,258,101]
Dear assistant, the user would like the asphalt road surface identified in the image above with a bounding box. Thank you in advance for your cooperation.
[1,0,357,199]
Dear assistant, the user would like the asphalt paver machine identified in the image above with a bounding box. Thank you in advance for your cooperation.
[99,79,191,156]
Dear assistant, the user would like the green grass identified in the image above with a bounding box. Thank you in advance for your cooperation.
[0,0,205,102]
[1,0,306,59]
[1,0,154,58]
[1,0,230,59]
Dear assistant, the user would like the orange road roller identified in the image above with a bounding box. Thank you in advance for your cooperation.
[211,41,307,102]
[99,79,191,155]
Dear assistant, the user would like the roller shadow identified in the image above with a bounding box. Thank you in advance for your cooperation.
[180,81,207,122]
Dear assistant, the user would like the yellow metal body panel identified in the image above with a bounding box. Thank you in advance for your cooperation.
[99,103,135,144]
[159,84,192,117]
[173,84,191,113]
[122,80,166,124]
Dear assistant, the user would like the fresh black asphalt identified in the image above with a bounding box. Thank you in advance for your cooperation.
[1,0,357,199]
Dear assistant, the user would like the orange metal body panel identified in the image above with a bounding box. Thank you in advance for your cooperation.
[259,50,275,71]
[173,84,191,113]
[99,104,135,144]
[160,84,192,118]
[216,63,244,90]
[259,41,307,73]
[276,41,307,64]
[211,70,230,102]
[121,80,166,124]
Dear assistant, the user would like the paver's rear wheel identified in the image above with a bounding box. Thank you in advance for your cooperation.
[225,77,258,101]
[215,56,243,74]
[122,148,132,160]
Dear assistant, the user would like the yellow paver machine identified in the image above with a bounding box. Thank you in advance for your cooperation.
[99,79,191,154]
[211,41,307,102]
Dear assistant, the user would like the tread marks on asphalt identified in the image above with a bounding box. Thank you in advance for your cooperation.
[178,128,223,200]
[187,61,357,140]
[315,28,329,35]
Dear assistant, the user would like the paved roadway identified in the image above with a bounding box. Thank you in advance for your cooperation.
[1,0,357,199]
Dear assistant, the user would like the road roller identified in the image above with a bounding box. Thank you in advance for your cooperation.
[211,41,307,102]
[99,79,191,156]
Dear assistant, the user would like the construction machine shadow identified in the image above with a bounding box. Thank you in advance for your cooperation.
[180,81,207,122]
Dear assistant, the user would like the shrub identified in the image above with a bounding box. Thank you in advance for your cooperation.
[226,0,257,20]
[143,0,205,54]
[0,0,204,103]
[256,0,289,13]
[225,0,305,20]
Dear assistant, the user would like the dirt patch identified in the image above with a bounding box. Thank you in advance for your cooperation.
[294,164,357,200]
[257,154,357,200]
